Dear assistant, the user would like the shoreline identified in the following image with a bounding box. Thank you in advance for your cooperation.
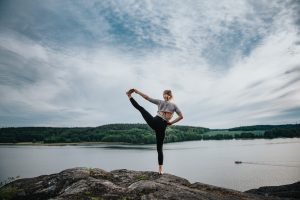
[0,137,299,146]
[0,141,133,146]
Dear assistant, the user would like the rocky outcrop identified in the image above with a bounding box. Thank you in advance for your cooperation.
[244,181,300,200]
[0,167,295,200]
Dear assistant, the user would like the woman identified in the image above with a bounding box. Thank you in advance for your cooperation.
[126,88,184,175]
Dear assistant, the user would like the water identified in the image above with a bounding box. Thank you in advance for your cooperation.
[0,138,299,192]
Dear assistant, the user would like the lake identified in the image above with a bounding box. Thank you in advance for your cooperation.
[0,138,299,192]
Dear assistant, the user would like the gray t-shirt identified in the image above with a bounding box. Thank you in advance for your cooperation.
[148,97,182,120]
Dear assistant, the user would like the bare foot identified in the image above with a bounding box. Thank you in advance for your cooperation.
[126,89,135,98]
[159,165,164,175]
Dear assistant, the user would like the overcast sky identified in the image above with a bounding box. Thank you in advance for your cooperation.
[0,0,299,129]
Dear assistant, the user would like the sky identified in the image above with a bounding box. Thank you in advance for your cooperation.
[0,0,299,129]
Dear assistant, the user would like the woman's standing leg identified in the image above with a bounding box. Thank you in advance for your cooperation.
[155,124,166,171]
[129,97,156,130]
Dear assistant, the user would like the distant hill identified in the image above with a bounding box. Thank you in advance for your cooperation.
[228,124,300,131]
[205,123,300,140]
[0,123,299,144]
[0,123,209,144]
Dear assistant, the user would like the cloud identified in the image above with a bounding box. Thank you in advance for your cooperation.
[0,0,299,128]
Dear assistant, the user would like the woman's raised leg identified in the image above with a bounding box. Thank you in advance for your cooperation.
[129,97,156,130]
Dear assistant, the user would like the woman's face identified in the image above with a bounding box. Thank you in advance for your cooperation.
[163,93,170,101]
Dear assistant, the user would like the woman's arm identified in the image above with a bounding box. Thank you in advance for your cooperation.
[169,104,183,125]
[169,113,183,125]
[134,89,151,100]
[134,89,161,105]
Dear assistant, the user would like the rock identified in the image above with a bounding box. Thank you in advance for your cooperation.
[244,181,300,200]
[0,167,291,200]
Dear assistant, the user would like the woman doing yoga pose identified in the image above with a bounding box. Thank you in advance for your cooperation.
[126,88,184,175]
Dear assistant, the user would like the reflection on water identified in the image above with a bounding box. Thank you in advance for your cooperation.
[85,145,208,151]
[0,138,299,191]
[99,146,154,150]
[238,161,300,168]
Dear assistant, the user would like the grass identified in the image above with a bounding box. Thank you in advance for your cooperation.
[134,174,150,181]
[0,185,24,200]
[89,197,103,200]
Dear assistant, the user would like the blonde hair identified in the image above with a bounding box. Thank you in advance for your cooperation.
[163,89,173,101]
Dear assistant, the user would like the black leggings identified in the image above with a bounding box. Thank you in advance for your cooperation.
[129,97,168,165]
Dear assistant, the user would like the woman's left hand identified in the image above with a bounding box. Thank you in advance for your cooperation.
[166,121,172,126]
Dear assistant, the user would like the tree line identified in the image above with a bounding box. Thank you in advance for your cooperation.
[0,123,299,144]
[0,123,209,144]
[228,124,300,131]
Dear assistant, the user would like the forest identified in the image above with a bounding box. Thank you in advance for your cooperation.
[0,123,299,144]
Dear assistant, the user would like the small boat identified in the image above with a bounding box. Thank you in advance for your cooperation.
[235,161,242,164]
